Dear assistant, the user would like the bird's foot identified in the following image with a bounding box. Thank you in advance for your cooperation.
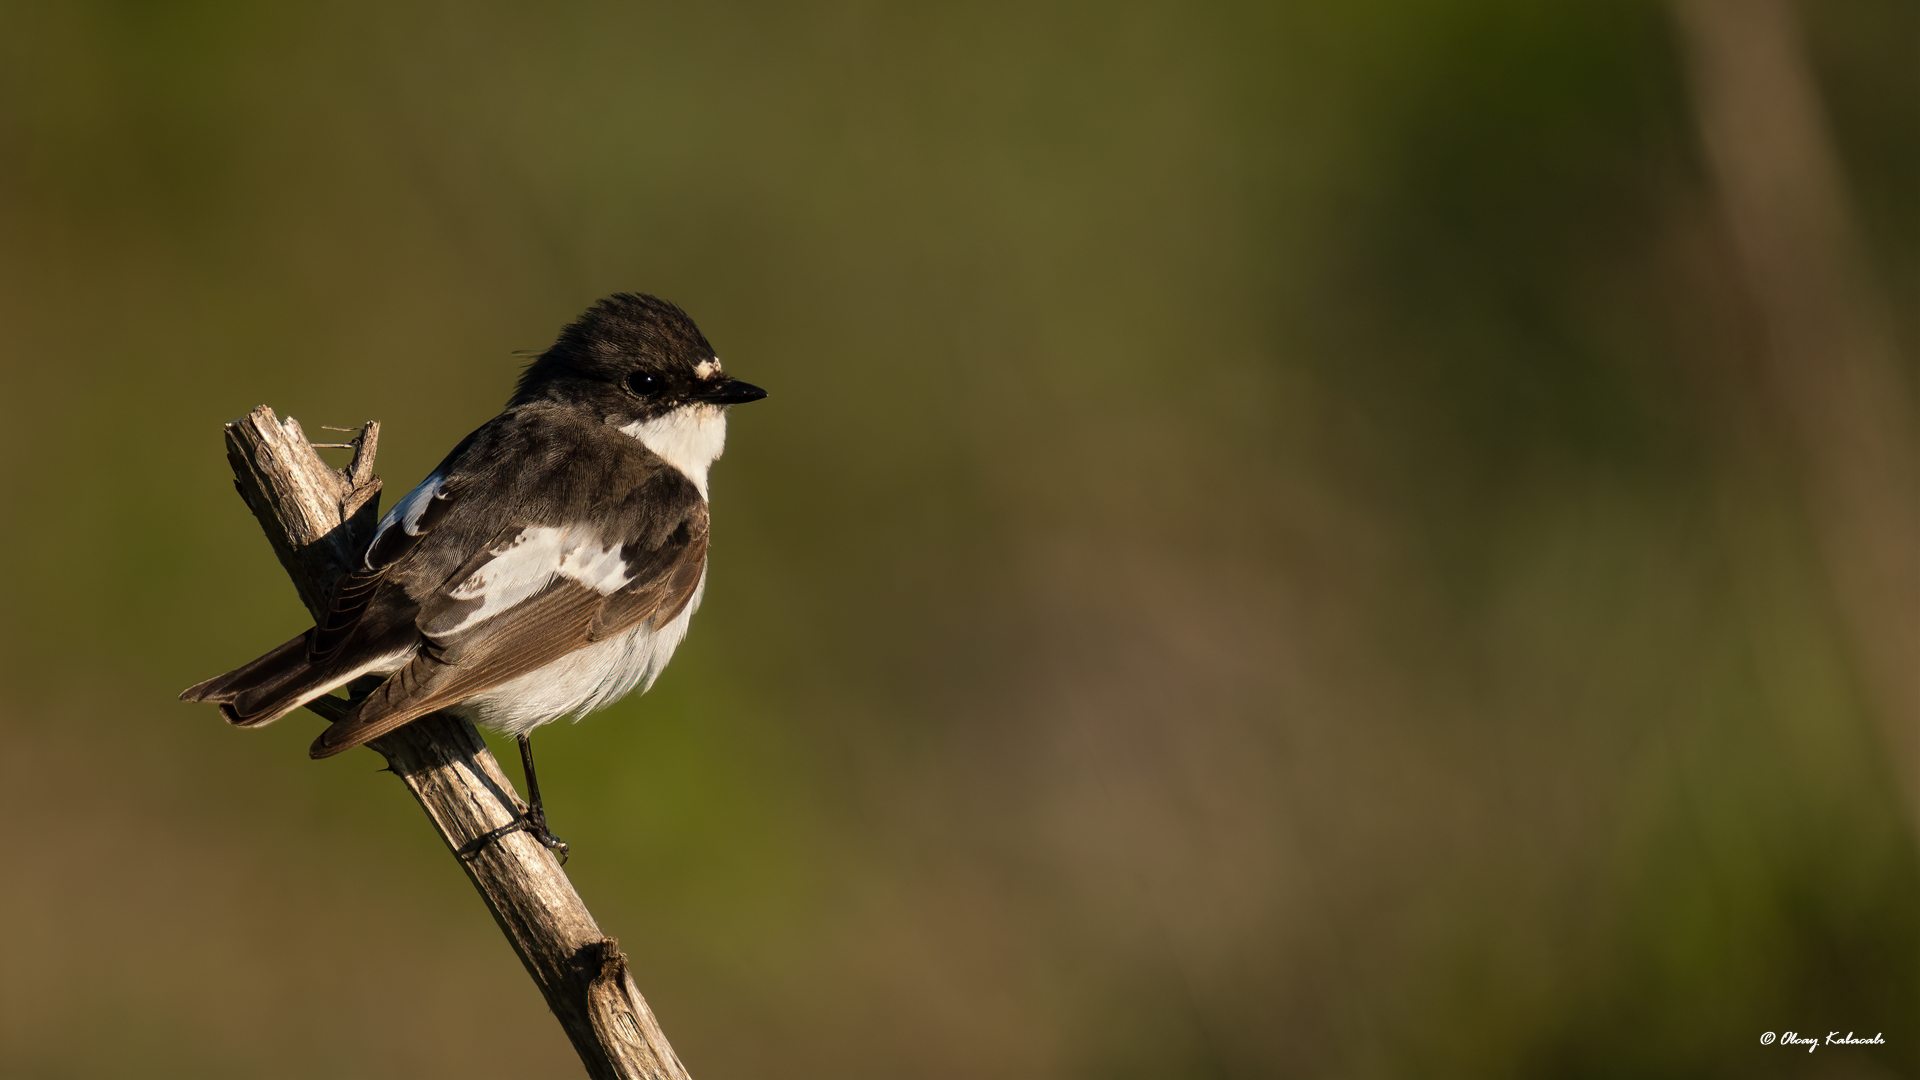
[518,804,570,864]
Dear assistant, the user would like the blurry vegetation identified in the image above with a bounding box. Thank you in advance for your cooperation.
[1,2,1917,1077]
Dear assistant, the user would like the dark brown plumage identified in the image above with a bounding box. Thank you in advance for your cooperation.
[181,294,761,764]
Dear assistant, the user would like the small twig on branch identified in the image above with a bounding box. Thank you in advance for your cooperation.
[217,404,690,1080]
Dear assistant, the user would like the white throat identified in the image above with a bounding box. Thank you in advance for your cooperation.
[620,405,727,498]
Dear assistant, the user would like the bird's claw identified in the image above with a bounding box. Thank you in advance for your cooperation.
[518,805,570,863]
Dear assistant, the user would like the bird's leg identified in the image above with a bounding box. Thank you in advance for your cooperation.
[516,734,570,862]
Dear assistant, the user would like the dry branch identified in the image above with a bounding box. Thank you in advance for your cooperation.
[218,404,690,1080]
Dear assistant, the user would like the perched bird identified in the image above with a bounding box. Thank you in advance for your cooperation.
[181,293,765,852]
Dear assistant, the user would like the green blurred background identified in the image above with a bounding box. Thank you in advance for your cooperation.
[3,2,1919,1077]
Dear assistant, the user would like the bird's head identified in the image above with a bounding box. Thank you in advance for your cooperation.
[512,293,766,421]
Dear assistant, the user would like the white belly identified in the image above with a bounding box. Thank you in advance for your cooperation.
[447,572,705,737]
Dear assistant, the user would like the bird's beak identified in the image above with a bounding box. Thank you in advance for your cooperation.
[691,378,767,405]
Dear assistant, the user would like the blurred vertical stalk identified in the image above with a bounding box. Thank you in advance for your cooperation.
[1674,0,1920,837]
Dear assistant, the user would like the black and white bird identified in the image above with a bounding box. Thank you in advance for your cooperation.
[181,294,764,851]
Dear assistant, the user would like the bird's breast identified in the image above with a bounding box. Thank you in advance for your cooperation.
[618,405,727,498]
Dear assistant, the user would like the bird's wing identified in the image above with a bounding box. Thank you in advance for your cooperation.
[178,457,471,726]
[306,464,467,667]
[308,414,709,758]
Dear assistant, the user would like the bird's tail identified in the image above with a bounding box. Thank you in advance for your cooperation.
[180,631,362,728]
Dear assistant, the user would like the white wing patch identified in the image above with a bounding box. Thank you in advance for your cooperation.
[619,404,727,498]
[557,535,630,593]
[365,470,445,569]
[435,525,631,636]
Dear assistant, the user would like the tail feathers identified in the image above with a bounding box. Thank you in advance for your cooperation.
[308,655,444,759]
[181,632,360,728]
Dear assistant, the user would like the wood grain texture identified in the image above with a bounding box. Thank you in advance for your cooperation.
[220,405,691,1080]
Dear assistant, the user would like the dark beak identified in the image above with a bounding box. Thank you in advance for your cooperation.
[691,378,767,405]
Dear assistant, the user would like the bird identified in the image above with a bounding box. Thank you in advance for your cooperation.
[181,293,765,854]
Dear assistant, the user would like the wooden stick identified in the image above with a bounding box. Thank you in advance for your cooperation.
[218,404,691,1080]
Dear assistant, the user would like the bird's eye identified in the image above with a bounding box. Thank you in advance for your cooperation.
[625,371,659,395]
